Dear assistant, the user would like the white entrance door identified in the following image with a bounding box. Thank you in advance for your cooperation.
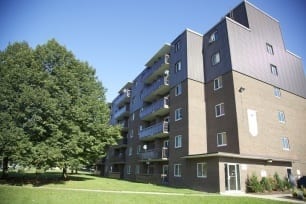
[225,163,241,191]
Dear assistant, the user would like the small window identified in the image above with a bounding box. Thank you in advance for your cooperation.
[175,41,181,52]
[175,135,182,148]
[274,87,281,98]
[282,137,290,150]
[278,111,285,123]
[132,113,135,120]
[197,163,207,178]
[139,125,143,131]
[175,83,182,96]
[128,147,133,156]
[217,132,227,146]
[209,31,218,43]
[127,165,131,174]
[174,164,181,177]
[135,165,140,174]
[137,145,141,154]
[211,52,220,66]
[215,103,225,117]
[175,108,183,121]
[266,43,274,55]
[175,61,182,73]
[214,76,223,90]
[130,129,134,138]
[270,64,278,76]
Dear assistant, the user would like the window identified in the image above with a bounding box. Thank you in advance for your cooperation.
[139,125,143,131]
[266,43,274,55]
[274,87,281,98]
[132,113,135,120]
[175,83,182,96]
[175,61,182,73]
[270,64,278,76]
[197,163,207,178]
[282,137,290,150]
[175,135,182,148]
[175,108,183,121]
[211,52,220,66]
[175,41,181,52]
[278,111,286,123]
[135,165,140,174]
[128,147,133,156]
[217,132,227,146]
[137,145,141,154]
[215,103,225,117]
[214,76,223,90]
[130,129,134,138]
[127,165,131,174]
[174,164,181,177]
[209,31,218,43]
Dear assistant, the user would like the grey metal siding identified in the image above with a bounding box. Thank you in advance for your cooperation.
[227,2,306,98]
[203,20,232,83]
[169,31,188,88]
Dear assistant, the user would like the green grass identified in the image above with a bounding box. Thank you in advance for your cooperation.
[0,172,291,204]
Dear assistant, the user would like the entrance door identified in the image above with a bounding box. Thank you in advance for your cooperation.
[225,164,240,191]
[162,165,168,184]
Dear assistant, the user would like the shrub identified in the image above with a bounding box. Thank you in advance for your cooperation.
[260,177,272,192]
[246,174,263,193]
[274,172,285,191]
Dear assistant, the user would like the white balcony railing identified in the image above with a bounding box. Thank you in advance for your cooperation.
[139,97,169,119]
[139,121,169,140]
[142,77,169,100]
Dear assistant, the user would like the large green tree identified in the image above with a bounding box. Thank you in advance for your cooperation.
[0,40,120,178]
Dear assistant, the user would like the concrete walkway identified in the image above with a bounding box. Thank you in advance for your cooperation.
[22,186,306,203]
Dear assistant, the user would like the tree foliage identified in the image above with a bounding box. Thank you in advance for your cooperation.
[0,40,120,177]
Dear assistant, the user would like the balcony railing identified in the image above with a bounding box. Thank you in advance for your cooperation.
[142,77,169,102]
[139,147,169,160]
[139,121,169,141]
[113,138,127,148]
[110,153,126,163]
[113,105,130,120]
[144,55,170,84]
[139,97,169,121]
[113,90,131,106]
[118,120,129,131]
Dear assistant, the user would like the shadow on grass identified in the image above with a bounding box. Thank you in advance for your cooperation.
[0,172,94,187]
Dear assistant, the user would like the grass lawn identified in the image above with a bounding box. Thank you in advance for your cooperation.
[0,172,291,204]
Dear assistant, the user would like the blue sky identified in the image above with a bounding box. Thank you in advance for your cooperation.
[1,0,305,102]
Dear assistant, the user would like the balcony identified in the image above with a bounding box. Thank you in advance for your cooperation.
[139,97,169,121]
[139,121,169,141]
[139,147,169,161]
[113,138,127,149]
[110,153,126,164]
[113,90,131,107]
[144,54,170,84]
[113,105,130,120]
[118,120,129,131]
[142,77,170,102]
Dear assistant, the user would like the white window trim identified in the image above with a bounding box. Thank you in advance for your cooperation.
[174,164,182,177]
[212,52,220,66]
[282,137,290,151]
[175,61,182,73]
[214,76,223,91]
[209,31,218,44]
[175,135,182,148]
[197,163,207,178]
[278,111,286,123]
[217,132,227,147]
[215,103,225,117]
[175,83,182,96]
[175,108,183,121]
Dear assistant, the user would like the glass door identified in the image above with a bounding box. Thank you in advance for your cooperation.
[162,165,168,184]
[225,163,240,191]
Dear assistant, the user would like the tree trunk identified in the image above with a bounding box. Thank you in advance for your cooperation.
[62,164,68,180]
[1,157,8,178]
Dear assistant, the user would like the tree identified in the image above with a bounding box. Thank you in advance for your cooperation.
[0,40,121,178]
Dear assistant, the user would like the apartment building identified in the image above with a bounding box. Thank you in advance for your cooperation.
[101,1,306,193]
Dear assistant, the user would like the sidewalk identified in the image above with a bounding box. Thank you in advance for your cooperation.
[242,193,305,203]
